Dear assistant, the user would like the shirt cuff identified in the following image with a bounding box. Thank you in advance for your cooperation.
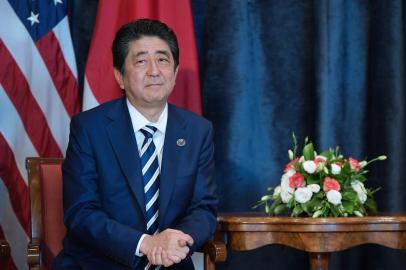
[135,234,148,257]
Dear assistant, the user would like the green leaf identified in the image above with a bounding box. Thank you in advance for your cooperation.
[342,201,354,213]
[292,205,303,216]
[364,198,378,213]
[312,210,324,218]
[292,132,298,156]
[369,187,381,195]
[265,203,270,214]
[269,201,279,213]
[302,201,310,213]
[342,191,358,201]
[252,200,264,209]
[313,192,324,199]
[306,175,319,185]
[330,205,340,217]
[274,204,289,215]
[354,210,363,217]
[320,150,333,160]
[260,195,273,201]
[303,143,315,161]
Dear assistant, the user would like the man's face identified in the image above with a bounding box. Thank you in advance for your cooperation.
[114,36,178,109]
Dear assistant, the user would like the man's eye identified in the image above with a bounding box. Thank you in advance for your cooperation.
[158,58,169,63]
[136,59,146,65]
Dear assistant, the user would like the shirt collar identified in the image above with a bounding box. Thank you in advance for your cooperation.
[126,99,168,135]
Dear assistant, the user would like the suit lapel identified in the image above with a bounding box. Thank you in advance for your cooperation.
[159,105,187,227]
[105,98,146,217]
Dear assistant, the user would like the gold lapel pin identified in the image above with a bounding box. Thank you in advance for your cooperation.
[177,138,186,147]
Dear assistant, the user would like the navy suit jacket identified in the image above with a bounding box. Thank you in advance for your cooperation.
[58,98,217,269]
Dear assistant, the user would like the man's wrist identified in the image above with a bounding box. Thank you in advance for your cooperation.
[139,234,153,255]
[135,234,148,256]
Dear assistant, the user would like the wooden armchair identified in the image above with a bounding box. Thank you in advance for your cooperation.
[0,239,11,268]
[26,157,65,270]
[26,157,226,270]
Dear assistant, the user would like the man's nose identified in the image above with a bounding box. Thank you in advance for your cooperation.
[147,60,159,76]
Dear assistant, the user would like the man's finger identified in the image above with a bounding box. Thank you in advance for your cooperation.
[161,249,174,267]
[154,247,163,265]
[185,235,194,246]
[168,254,181,264]
[178,239,187,246]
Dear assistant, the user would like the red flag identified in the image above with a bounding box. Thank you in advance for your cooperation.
[83,0,202,114]
[0,1,79,269]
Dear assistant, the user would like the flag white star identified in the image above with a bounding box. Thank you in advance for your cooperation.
[27,11,39,26]
[54,0,63,5]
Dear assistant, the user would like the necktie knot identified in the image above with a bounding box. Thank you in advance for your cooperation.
[140,125,157,139]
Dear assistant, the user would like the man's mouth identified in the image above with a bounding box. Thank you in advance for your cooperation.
[146,83,163,87]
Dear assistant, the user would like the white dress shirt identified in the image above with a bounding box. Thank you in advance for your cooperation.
[126,99,168,257]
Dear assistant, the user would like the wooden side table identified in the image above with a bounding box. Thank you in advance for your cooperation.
[217,213,406,270]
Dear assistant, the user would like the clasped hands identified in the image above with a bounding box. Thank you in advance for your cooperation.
[140,228,194,267]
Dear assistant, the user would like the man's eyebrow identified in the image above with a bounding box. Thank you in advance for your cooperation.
[131,50,170,58]
[132,51,148,58]
[156,50,171,57]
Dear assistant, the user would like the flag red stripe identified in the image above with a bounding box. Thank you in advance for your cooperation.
[0,134,30,236]
[85,0,124,104]
[0,41,63,158]
[36,31,80,116]
[0,226,17,270]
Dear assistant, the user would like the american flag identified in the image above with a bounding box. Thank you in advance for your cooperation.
[0,0,79,269]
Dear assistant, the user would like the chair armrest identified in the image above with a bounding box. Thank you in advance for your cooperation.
[27,237,40,268]
[201,240,227,263]
[0,240,10,259]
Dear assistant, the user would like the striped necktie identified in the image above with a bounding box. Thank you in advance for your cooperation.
[140,125,160,236]
[140,126,160,270]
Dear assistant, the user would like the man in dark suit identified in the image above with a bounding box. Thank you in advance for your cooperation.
[54,19,217,269]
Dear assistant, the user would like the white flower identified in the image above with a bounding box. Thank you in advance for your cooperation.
[281,174,294,193]
[294,187,313,203]
[303,160,317,174]
[273,186,282,196]
[351,181,368,204]
[351,180,366,194]
[308,184,320,193]
[326,190,342,205]
[285,169,296,177]
[331,163,342,175]
[357,191,367,204]
[281,190,293,203]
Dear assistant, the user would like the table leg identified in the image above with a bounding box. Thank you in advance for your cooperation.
[309,252,330,270]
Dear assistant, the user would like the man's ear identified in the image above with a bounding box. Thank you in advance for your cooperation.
[174,66,179,80]
[113,68,125,89]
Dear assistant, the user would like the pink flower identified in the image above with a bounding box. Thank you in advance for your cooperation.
[314,156,327,165]
[323,177,341,192]
[335,161,344,166]
[289,173,305,188]
[348,157,360,172]
[284,158,299,173]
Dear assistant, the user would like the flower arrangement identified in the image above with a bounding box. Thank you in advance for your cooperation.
[255,134,386,218]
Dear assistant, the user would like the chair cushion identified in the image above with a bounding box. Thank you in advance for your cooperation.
[39,163,66,268]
